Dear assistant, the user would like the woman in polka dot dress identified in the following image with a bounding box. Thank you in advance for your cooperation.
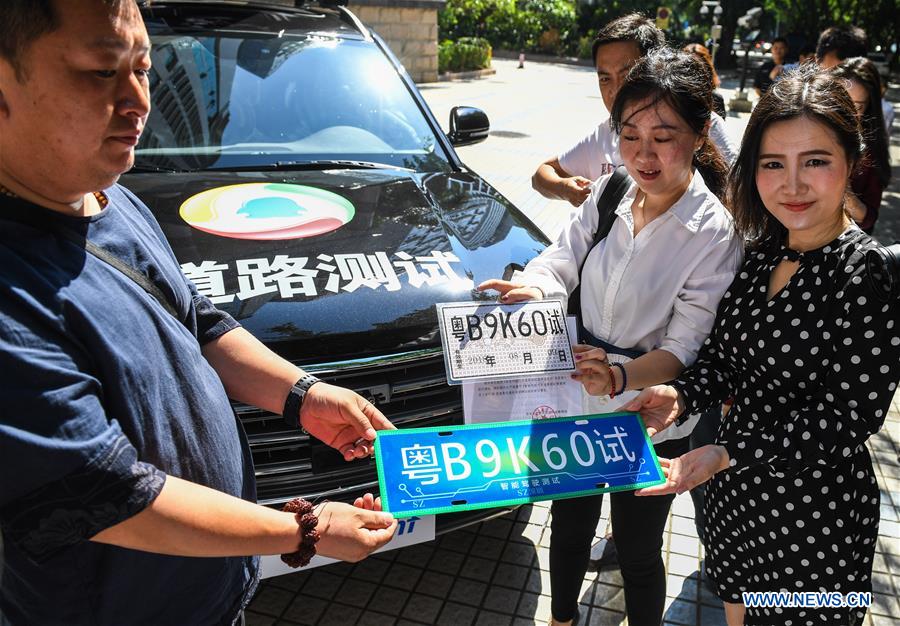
[625,66,900,625]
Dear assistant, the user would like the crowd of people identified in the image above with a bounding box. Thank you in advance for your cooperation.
[487,13,898,626]
[0,2,897,626]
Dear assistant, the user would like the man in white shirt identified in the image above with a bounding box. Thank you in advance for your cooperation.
[532,15,736,207]
[532,14,663,207]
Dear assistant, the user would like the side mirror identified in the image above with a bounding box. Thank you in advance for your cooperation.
[448,106,490,147]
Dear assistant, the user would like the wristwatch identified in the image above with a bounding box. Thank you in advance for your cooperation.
[282,373,321,429]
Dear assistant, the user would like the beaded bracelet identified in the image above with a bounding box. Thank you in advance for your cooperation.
[606,362,617,399]
[280,498,321,568]
[611,363,627,396]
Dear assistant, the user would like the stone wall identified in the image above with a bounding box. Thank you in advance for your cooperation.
[348,1,445,83]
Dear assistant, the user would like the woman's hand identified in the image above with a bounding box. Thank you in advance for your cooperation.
[635,445,730,496]
[353,493,383,511]
[572,344,613,396]
[621,385,684,437]
[477,279,543,303]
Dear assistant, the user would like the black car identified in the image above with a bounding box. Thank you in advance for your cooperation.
[127,0,548,541]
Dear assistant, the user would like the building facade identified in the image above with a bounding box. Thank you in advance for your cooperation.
[348,0,445,83]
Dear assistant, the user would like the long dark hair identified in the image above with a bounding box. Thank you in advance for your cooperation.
[830,57,891,188]
[728,64,862,245]
[610,47,728,200]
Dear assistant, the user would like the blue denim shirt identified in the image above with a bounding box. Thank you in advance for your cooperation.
[0,186,258,625]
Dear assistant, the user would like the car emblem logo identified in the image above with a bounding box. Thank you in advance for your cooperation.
[179,182,355,240]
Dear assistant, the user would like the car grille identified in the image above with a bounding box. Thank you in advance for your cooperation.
[237,348,462,507]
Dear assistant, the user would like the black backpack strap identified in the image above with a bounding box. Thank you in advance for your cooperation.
[1,210,180,320]
[70,230,180,319]
[578,167,631,276]
[568,167,632,321]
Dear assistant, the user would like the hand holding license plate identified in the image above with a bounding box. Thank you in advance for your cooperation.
[435,300,575,384]
[375,413,664,517]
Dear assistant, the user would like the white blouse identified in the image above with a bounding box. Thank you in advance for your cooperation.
[521,171,743,439]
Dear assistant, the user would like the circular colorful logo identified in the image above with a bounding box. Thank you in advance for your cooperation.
[179,183,355,240]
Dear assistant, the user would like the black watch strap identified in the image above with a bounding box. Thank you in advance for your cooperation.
[674,412,689,427]
[283,374,321,429]
[673,390,689,426]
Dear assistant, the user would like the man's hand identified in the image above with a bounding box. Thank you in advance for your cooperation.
[314,501,397,562]
[572,344,613,396]
[560,176,592,207]
[532,158,592,206]
[91,477,393,560]
[300,383,396,461]
[635,445,730,497]
[91,478,396,561]
[621,385,684,437]
[477,279,543,303]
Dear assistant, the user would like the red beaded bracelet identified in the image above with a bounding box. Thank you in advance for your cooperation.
[606,362,617,399]
[280,498,321,568]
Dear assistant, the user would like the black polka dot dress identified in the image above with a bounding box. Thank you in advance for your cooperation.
[672,228,900,626]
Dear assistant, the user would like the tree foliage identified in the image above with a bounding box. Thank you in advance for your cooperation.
[438,0,579,55]
[763,0,899,57]
[438,37,493,73]
[439,0,898,68]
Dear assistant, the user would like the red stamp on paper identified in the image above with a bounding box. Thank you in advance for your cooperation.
[531,405,558,420]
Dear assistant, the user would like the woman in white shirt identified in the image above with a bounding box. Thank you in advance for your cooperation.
[479,49,743,626]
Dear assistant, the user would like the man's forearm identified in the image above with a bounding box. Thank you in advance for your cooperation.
[532,162,568,200]
[91,475,300,557]
[201,327,302,415]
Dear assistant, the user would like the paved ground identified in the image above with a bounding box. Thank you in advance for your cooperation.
[420,58,753,238]
[247,59,900,626]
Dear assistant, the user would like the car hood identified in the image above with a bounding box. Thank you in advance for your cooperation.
[122,168,548,364]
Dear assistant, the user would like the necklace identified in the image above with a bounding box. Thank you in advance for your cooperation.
[0,183,107,210]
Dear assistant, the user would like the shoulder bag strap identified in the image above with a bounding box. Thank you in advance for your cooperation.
[568,167,632,319]
[1,210,180,320]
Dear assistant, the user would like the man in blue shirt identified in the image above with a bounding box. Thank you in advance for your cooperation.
[0,1,397,623]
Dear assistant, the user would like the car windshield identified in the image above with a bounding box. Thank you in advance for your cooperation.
[136,28,451,173]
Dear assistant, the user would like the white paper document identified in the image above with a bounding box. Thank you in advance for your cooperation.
[463,316,645,423]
